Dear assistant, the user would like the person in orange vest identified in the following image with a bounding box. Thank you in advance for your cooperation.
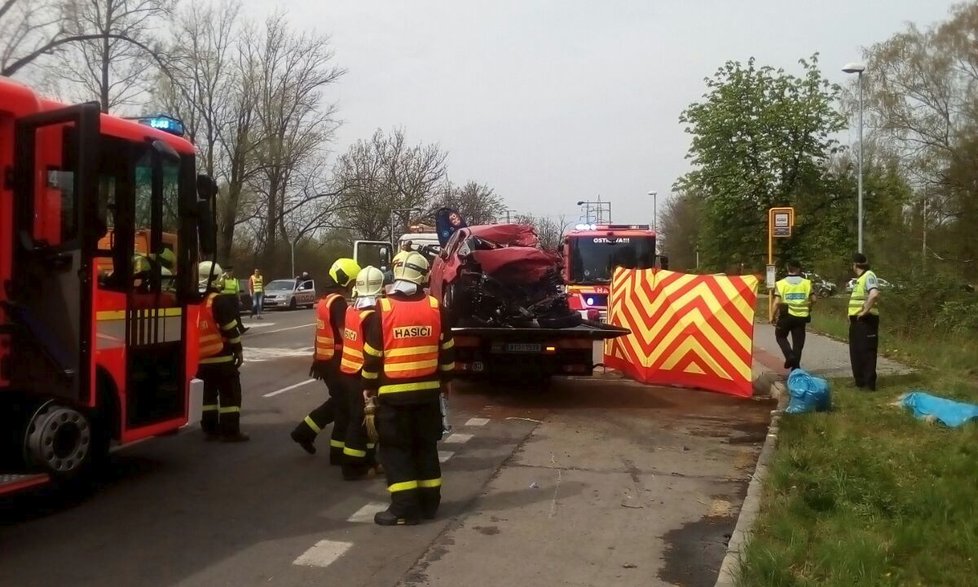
[290,258,361,461]
[362,252,455,526]
[196,261,248,442]
[337,265,385,481]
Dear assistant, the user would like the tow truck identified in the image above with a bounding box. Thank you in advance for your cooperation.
[353,213,629,385]
[563,224,663,321]
[0,77,218,496]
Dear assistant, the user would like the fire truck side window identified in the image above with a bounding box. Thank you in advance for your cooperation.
[44,168,78,244]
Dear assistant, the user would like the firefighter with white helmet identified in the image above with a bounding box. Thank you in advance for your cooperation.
[361,252,456,525]
[290,258,360,460]
[196,260,248,442]
[336,265,386,480]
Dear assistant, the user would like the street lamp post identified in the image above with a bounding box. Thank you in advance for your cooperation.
[843,62,866,253]
[648,190,658,233]
[289,238,296,278]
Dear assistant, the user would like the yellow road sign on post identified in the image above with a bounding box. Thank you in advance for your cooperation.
[767,207,795,321]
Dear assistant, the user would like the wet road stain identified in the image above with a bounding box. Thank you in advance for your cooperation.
[659,515,738,587]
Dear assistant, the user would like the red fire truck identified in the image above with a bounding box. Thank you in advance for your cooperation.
[0,77,218,496]
[563,224,659,321]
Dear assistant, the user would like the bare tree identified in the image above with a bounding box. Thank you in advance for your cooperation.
[428,180,506,225]
[44,0,175,112]
[1,0,61,76]
[334,128,448,241]
[514,214,566,251]
[245,12,344,266]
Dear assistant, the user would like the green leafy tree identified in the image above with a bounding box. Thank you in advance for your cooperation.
[675,54,846,271]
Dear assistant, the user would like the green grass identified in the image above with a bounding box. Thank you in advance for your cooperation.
[740,296,978,586]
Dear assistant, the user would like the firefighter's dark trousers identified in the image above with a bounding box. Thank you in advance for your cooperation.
[339,374,376,478]
[775,314,808,370]
[849,314,879,391]
[291,373,344,464]
[198,361,243,436]
[376,400,443,519]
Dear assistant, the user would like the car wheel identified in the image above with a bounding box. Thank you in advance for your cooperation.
[289,298,297,311]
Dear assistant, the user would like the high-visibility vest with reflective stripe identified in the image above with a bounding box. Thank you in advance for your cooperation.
[379,296,441,384]
[223,277,240,294]
[848,271,879,316]
[250,275,263,293]
[776,277,812,318]
[340,307,373,375]
[198,293,225,359]
[314,294,343,360]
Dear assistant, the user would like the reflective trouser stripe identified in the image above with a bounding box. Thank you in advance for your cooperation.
[329,439,345,448]
[389,480,419,493]
[304,416,322,434]
[343,447,367,458]
[418,478,442,488]
[200,355,234,364]
[202,404,218,412]
[219,406,240,414]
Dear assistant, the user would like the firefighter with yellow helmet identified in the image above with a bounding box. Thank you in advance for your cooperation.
[361,251,456,525]
[336,265,385,480]
[290,258,360,462]
[196,260,248,442]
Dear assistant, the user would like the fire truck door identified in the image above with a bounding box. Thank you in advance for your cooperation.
[9,105,100,404]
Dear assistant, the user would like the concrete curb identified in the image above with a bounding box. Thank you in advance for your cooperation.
[714,376,786,587]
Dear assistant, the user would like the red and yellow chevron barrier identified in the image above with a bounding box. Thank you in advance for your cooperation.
[604,268,759,398]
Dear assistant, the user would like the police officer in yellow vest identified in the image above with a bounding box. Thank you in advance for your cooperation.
[848,252,881,390]
[221,266,248,333]
[772,260,815,371]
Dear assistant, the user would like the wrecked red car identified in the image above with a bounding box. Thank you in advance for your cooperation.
[430,224,584,329]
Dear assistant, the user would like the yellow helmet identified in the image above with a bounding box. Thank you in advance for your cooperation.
[198,261,223,290]
[329,257,361,288]
[393,251,429,286]
[354,266,385,297]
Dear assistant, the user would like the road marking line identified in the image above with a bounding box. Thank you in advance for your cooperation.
[438,450,455,463]
[347,502,388,523]
[257,323,315,335]
[293,539,352,568]
[465,417,490,427]
[243,322,277,329]
[244,347,314,362]
[443,433,473,444]
[263,379,317,398]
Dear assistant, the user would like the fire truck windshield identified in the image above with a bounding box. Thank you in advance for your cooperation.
[568,235,655,283]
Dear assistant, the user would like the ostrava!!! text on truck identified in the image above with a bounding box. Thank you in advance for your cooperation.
[563,224,663,322]
[0,77,219,497]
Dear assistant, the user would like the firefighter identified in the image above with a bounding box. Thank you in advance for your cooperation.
[221,266,248,333]
[197,261,249,442]
[289,258,361,460]
[338,265,385,481]
[362,251,455,526]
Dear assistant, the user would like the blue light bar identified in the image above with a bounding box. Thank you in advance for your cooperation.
[136,114,186,137]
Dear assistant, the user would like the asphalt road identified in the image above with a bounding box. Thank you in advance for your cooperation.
[0,308,774,587]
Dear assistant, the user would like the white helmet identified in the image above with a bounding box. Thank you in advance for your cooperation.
[198,261,223,291]
[355,266,385,298]
[392,251,429,286]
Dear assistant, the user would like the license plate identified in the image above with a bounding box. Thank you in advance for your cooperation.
[505,343,542,353]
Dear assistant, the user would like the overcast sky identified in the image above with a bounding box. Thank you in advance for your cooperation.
[241,0,959,230]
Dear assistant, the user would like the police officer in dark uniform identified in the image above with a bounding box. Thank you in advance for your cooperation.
[848,253,881,390]
[362,252,455,526]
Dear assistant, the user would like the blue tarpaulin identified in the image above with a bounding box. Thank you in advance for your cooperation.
[900,392,978,428]
[785,368,832,414]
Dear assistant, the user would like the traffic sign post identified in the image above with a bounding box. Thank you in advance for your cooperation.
[767,207,795,321]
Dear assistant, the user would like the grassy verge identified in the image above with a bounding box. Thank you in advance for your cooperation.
[740,296,978,586]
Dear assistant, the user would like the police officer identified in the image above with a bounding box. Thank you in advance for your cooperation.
[290,258,361,460]
[772,260,815,371]
[197,261,248,442]
[362,251,455,526]
[338,265,385,481]
[848,253,881,390]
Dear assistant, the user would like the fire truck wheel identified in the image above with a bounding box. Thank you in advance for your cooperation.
[25,404,92,478]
